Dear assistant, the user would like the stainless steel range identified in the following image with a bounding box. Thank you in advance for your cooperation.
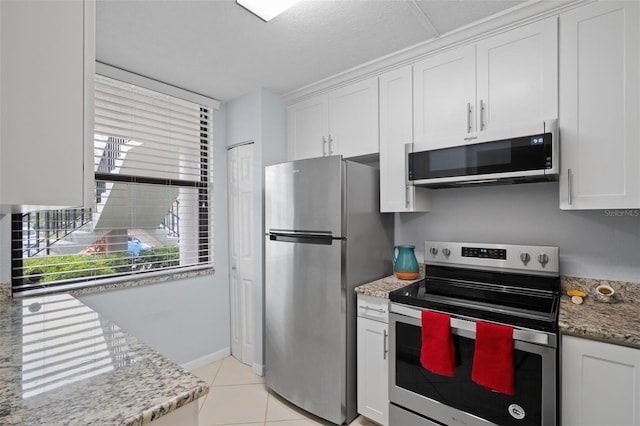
[389,241,560,426]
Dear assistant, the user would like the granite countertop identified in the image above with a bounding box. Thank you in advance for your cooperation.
[355,264,425,298]
[0,293,208,425]
[559,276,640,349]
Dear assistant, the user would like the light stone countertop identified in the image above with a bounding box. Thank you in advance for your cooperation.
[354,264,425,298]
[559,276,640,349]
[0,292,208,426]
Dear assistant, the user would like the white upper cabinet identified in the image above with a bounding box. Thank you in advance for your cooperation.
[559,1,640,210]
[379,66,430,212]
[476,17,558,133]
[288,77,379,161]
[413,45,476,150]
[0,0,95,212]
[414,16,558,150]
[287,95,329,160]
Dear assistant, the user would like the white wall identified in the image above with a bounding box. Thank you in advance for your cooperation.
[395,182,640,282]
[226,89,287,372]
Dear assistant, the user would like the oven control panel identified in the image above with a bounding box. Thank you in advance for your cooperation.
[461,246,506,260]
[424,241,559,276]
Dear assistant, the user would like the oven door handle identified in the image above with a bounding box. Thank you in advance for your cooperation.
[391,304,550,346]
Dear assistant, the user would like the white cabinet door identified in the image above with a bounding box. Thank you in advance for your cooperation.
[559,1,640,209]
[329,77,379,159]
[379,66,430,213]
[357,316,389,426]
[288,78,379,161]
[413,45,476,150]
[562,335,640,426]
[287,95,329,161]
[413,18,557,151]
[0,0,95,212]
[476,16,558,133]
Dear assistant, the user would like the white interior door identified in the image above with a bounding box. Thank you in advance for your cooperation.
[228,143,255,366]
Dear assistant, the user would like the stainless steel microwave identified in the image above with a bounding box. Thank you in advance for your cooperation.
[408,119,558,188]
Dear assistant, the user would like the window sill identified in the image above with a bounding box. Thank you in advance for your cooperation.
[13,266,215,298]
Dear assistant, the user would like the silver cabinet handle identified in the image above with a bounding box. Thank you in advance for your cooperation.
[360,305,386,314]
[404,143,414,209]
[322,136,327,156]
[479,99,486,131]
[328,134,333,155]
[383,329,388,360]
[567,168,572,205]
[466,102,472,134]
[463,136,478,142]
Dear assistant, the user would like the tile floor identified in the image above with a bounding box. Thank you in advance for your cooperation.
[191,356,378,426]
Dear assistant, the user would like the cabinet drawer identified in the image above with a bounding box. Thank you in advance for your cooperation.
[357,294,389,322]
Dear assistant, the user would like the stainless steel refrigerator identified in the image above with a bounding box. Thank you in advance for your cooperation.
[264,155,393,425]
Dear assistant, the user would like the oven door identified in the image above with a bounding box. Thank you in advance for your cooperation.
[389,304,557,426]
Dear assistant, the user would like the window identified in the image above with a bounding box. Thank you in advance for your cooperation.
[11,72,214,295]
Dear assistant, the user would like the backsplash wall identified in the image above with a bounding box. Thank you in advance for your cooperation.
[395,182,640,282]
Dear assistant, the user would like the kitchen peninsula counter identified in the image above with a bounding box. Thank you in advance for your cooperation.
[0,292,208,426]
[559,276,640,349]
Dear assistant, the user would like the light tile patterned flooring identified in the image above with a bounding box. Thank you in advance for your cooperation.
[191,356,378,426]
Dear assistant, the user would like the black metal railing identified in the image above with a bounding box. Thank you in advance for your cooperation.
[160,201,179,238]
[22,208,92,257]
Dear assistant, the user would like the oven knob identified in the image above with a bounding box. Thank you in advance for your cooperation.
[429,247,438,256]
[538,253,549,266]
[520,252,531,265]
[442,248,451,257]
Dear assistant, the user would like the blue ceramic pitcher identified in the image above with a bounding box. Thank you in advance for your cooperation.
[392,245,419,280]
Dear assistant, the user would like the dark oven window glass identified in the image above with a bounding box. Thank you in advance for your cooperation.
[395,322,542,426]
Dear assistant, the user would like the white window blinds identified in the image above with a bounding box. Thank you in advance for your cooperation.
[12,75,212,294]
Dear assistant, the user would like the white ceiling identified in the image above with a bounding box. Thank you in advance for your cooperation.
[96,0,528,102]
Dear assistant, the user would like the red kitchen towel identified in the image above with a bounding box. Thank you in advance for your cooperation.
[420,311,455,377]
[472,321,515,395]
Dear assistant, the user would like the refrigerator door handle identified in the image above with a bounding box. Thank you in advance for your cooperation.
[268,232,338,245]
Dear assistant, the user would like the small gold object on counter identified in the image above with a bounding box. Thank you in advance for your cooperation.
[567,289,587,298]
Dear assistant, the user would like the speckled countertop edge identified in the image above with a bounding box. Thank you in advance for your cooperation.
[560,276,640,349]
[355,264,425,298]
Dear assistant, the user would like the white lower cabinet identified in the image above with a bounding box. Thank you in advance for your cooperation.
[357,294,389,426]
[562,335,640,426]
